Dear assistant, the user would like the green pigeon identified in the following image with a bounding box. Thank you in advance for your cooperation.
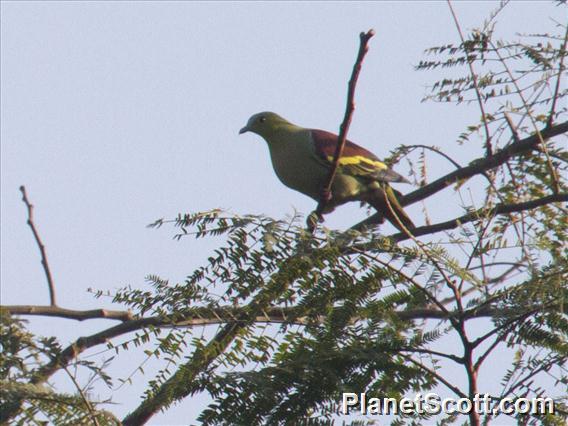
[239,112,415,231]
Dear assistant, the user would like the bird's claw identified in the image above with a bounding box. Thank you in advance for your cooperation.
[306,211,324,233]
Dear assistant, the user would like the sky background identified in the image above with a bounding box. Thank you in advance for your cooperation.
[1,1,563,424]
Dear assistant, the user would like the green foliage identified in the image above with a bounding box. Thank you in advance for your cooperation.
[3,3,567,425]
[0,312,118,425]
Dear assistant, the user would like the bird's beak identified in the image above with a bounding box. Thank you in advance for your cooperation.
[239,126,249,135]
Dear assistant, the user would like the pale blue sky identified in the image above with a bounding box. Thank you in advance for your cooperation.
[1,1,562,424]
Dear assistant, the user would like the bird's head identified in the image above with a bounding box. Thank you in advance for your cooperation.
[239,112,293,139]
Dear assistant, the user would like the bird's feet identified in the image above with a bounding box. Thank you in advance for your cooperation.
[306,211,324,233]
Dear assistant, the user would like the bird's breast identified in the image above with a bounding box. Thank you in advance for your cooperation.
[267,140,326,200]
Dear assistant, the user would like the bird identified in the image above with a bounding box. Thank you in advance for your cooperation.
[239,112,415,232]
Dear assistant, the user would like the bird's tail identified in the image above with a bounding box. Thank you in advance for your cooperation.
[368,184,415,233]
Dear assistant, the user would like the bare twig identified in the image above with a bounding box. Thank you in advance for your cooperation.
[447,0,493,157]
[471,309,536,349]
[400,347,464,364]
[547,24,568,129]
[308,29,375,231]
[402,144,462,169]
[473,334,506,373]
[458,217,492,295]
[19,186,57,306]
[62,366,101,426]
[503,112,520,143]
[402,354,468,399]
[438,263,522,308]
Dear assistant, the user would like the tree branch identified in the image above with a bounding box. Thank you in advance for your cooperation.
[2,305,134,321]
[504,112,520,143]
[400,347,464,364]
[353,121,568,230]
[308,29,375,231]
[2,304,502,324]
[2,300,560,423]
[19,186,57,306]
[387,192,567,242]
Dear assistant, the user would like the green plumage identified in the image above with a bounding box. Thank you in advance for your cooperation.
[240,112,415,231]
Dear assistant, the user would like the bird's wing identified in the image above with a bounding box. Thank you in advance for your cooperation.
[310,129,409,183]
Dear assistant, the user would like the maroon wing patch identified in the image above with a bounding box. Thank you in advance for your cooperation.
[310,129,409,183]
[311,129,381,162]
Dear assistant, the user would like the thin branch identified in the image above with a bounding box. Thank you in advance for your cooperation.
[547,24,568,129]
[1,304,513,327]
[483,264,523,285]
[3,304,485,324]
[309,29,375,231]
[351,247,457,328]
[470,309,536,349]
[387,192,567,242]
[62,366,100,426]
[507,159,536,270]
[468,262,524,272]
[473,334,505,372]
[402,144,462,169]
[401,354,467,399]
[458,217,493,293]
[504,112,520,143]
[31,318,164,385]
[501,355,564,400]
[447,0,493,157]
[400,347,464,364]
[19,186,57,306]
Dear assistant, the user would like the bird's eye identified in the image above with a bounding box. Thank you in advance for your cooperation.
[259,116,266,123]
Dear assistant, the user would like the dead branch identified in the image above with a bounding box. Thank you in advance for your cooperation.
[308,29,375,231]
[19,186,57,306]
